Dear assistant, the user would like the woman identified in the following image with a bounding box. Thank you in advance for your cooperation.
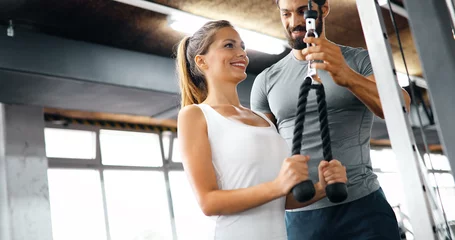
[176,20,347,239]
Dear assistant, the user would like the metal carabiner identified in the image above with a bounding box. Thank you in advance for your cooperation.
[305,17,320,85]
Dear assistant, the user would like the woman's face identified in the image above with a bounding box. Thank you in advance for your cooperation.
[198,27,249,84]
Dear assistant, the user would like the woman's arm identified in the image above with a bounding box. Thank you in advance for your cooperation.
[178,105,309,216]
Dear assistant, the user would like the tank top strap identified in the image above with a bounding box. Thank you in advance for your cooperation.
[252,110,276,129]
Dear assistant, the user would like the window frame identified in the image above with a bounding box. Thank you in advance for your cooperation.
[46,122,183,240]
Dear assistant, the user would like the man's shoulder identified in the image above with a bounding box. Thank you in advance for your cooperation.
[338,44,371,66]
[256,53,293,80]
[339,45,369,58]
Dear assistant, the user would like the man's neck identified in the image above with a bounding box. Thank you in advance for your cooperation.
[292,49,306,61]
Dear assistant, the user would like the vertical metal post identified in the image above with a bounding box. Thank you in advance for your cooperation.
[356,1,439,239]
[444,0,455,33]
[160,132,178,240]
[97,129,112,240]
[403,0,455,187]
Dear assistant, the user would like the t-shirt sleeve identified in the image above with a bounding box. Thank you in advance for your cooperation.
[355,49,374,77]
[250,71,272,113]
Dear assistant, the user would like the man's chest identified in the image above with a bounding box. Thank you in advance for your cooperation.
[267,69,360,122]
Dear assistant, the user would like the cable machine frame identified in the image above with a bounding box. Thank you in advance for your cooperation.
[356,0,455,239]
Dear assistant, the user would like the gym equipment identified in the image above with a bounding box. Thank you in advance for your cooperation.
[357,0,455,239]
[291,0,348,203]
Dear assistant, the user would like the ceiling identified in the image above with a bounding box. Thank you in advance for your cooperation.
[0,0,422,76]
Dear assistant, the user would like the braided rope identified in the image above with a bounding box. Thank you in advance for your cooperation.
[292,77,313,155]
[315,85,333,161]
[292,78,332,159]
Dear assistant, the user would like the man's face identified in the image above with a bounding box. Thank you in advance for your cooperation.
[279,0,324,50]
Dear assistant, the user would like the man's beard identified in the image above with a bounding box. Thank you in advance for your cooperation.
[285,11,324,50]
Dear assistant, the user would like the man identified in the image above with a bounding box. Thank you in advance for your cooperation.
[250,0,411,239]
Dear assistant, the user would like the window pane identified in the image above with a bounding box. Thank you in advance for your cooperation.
[437,188,455,221]
[104,171,173,240]
[100,130,163,167]
[162,131,172,160]
[45,128,96,159]
[376,172,407,209]
[370,149,398,172]
[424,154,452,171]
[169,171,215,240]
[48,169,107,240]
[428,173,455,188]
[172,138,181,163]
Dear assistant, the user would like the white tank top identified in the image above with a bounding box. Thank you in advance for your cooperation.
[196,103,290,240]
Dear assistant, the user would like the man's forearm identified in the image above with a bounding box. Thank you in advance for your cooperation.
[345,70,411,119]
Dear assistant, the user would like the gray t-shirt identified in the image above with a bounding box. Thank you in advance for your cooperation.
[250,45,380,211]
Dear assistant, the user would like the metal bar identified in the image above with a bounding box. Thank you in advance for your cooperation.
[46,158,97,166]
[95,128,103,166]
[45,122,99,132]
[428,169,454,174]
[99,170,112,240]
[445,0,455,32]
[403,0,455,186]
[48,160,183,171]
[356,0,438,239]
[169,132,175,162]
[401,0,455,233]
[380,1,408,18]
[160,132,178,240]
[47,161,183,171]
[96,129,112,240]
[45,122,162,135]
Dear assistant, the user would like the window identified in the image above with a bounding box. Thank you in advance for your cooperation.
[425,154,455,221]
[424,154,452,171]
[428,173,455,188]
[48,123,455,240]
[100,130,163,167]
[371,149,455,225]
[48,169,107,240]
[44,128,96,159]
[375,172,406,208]
[172,138,181,163]
[103,171,173,240]
[169,171,215,240]
[437,188,455,221]
[428,172,455,221]
[370,149,398,172]
[46,125,183,239]
[371,149,408,214]
[162,131,173,160]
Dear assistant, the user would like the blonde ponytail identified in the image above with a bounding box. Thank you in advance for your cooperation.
[175,20,233,108]
[176,37,207,108]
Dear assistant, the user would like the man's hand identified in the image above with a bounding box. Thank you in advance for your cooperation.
[318,160,347,190]
[302,37,353,88]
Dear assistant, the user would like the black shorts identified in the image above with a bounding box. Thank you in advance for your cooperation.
[285,188,401,240]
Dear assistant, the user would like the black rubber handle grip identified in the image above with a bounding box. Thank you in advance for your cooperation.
[326,182,348,203]
[292,180,316,203]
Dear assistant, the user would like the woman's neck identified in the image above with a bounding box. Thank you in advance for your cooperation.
[203,82,241,107]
